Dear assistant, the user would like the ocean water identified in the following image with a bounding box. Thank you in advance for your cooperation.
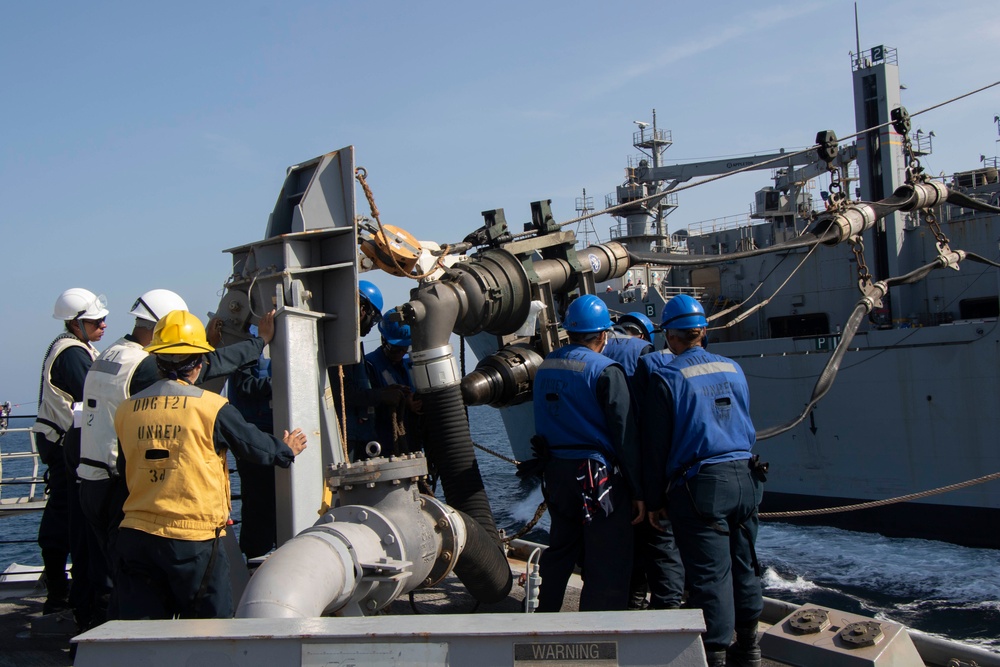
[2,409,997,652]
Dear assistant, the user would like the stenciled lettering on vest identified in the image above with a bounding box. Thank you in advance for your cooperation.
[700,380,733,398]
[131,395,189,412]
[136,423,183,440]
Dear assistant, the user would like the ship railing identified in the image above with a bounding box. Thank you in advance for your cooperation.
[631,128,672,149]
[685,213,753,237]
[851,45,897,71]
[657,285,706,302]
[0,426,43,512]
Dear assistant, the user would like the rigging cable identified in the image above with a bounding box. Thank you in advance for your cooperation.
[760,471,1000,519]
[502,79,1000,241]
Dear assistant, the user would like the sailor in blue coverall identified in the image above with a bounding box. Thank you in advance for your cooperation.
[365,308,422,455]
[533,295,644,612]
[611,312,686,612]
[641,294,764,667]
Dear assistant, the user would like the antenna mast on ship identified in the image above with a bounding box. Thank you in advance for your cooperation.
[604,110,677,254]
[574,188,600,248]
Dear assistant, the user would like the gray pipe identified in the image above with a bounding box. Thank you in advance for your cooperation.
[236,526,361,618]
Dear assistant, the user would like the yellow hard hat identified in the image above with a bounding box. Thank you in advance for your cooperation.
[144,310,216,354]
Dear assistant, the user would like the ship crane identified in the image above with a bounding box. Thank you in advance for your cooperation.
[635,149,817,192]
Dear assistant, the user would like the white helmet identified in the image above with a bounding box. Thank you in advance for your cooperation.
[52,288,109,321]
[129,289,189,323]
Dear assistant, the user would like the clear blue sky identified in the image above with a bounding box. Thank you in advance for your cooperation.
[2,0,998,409]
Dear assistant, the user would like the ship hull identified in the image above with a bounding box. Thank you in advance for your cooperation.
[722,319,1000,549]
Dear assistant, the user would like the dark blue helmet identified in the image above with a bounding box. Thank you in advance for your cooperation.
[661,294,707,329]
[563,295,613,333]
[378,308,412,347]
[358,280,384,312]
[618,312,656,339]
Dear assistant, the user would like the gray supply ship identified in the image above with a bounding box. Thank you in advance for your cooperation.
[2,39,999,667]
[473,44,1000,550]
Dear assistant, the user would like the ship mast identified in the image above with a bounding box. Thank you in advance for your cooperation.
[851,44,907,326]
[574,188,600,248]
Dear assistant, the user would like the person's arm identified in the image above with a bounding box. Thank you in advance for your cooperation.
[640,374,674,513]
[597,365,641,498]
[50,346,92,401]
[198,310,274,382]
[231,366,272,400]
[199,337,266,382]
[213,402,302,467]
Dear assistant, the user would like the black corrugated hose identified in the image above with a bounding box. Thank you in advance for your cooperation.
[421,385,513,603]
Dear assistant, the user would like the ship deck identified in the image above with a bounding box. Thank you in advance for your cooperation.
[0,565,906,667]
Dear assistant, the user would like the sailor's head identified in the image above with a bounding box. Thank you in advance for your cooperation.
[661,294,707,354]
[563,295,613,350]
[145,310,215,381]
[379,308,411,362]
[358,280,384,336]
[617,312,656,342]
[53,288,109,344]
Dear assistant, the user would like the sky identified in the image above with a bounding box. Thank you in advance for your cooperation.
[2,0,998,411]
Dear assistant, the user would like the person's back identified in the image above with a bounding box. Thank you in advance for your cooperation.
[532,295,643,613]
[601,331,652,379]
[113,310,306,620]
[78,292,277,589]
[642,294,763,667]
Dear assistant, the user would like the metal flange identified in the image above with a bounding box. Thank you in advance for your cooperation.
[788,608,831,635]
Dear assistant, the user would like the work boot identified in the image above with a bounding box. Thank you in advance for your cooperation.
[727,624,762,667]
[705,649,727,667]
[41,548,69,614]
[627,592,649,610]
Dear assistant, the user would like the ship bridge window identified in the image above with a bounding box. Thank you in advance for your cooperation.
[959,297,999,320]
[767,313,830,338]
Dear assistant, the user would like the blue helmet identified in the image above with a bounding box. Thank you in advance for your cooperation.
[378,308,412,347]
[358,280,384,312]
[661,294,707,330]
[618,312,656,339]
[563,295,613,333]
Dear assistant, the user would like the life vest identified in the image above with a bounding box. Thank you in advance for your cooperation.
[116,379,230,541]
[602,332,650,377]
[636,348,675,377]
[533,344,617,465]
[32,335,97,447]
[657,347,755,481]
[365,347,412,388]
[79,337,147,480]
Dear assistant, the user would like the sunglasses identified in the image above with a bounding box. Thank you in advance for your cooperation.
[84,318,106,327]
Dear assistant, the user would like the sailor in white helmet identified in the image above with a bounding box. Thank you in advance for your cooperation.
[78,289,279,620]
[32,288,109,626]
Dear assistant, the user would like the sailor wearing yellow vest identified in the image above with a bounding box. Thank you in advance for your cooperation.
[114,310,307,619]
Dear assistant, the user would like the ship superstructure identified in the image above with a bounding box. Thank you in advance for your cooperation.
[591,46,1000,548]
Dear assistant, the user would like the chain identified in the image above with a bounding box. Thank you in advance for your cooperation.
[501,500,548,544]
[922,207,952,255]
[824,167,849,212]
[848,235,873,292]
[472,440,520,466]
[901,130,923,185]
